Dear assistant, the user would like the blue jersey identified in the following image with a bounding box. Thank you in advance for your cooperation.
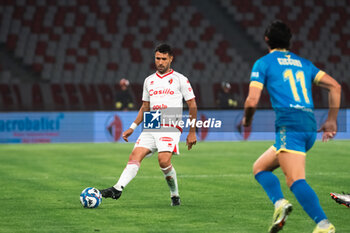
[250,49,325,130]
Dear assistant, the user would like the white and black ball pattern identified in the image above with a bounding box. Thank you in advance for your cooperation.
[80,187,102,208]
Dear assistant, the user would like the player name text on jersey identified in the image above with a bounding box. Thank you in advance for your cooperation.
[277,58,302,67]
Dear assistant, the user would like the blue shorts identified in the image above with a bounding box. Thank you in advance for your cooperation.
[273,126,316,156]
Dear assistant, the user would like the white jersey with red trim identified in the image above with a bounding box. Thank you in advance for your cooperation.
[142,69,195,110]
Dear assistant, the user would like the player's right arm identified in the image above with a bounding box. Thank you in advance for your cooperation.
[123,78,151,142]
[122,101,150,142]
[316,73,341,142]
[243,59,266,127]
[132,101,151,127]
[243,85,262,127]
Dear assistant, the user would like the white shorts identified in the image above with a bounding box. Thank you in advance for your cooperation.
[134,131,181,157]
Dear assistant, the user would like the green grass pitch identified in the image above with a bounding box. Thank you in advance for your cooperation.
[0,140,349,233]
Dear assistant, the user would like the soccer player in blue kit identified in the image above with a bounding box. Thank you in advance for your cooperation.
[243,20,341,233]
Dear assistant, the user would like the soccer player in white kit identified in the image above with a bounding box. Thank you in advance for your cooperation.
[100,44,197,206]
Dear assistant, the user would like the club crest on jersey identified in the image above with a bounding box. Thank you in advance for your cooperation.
[168,78,173,84]
[150,80,154,85]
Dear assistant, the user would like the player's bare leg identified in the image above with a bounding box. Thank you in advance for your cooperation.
[277,151,305,187]
[278,151,334,232]
[158,151,180,206]
[253,147,292,232]
[100,147,151,200]
[253,146,280,175]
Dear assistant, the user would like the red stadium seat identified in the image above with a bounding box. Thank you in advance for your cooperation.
[185,41,197,49]
[97,84,114,108]
[142,40,154,49]
[32,63,43,72]
[193,62,205,70]
[0,84,14,106]
[107,63,118,71]
[341,81,350,107]
[64,63,75,71]
[189,12,203,27]
[6,34,18,50]
[79,84,99,109]
[64,83,80,107]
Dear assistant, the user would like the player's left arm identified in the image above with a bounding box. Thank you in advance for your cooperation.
[186,98,197,150]
[316,73,341,141]
[243,85,263,127]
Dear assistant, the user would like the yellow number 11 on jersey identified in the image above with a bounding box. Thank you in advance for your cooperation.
[283,69,310,104]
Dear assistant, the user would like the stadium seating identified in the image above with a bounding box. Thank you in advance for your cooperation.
[0,0,250,86]
[219,0,350,83]
[0,62,12,83]
[0,0,349,109]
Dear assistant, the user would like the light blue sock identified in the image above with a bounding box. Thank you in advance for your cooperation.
[290,179,327,224]
[255,171,284,204]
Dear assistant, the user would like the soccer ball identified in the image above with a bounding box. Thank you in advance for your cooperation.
[80,187,102,208]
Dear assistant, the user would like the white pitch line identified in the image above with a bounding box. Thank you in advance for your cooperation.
[101,174,251,180]
[101,172,350,180]
[309,172,349,176]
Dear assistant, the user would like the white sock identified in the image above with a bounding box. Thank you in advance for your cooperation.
[317,219,331,229]
[113,161,140,191]
[161,165,179,197]
[274,198,286,209]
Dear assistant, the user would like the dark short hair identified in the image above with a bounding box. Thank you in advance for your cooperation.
[154,43,173,56]
[264,20,292,50]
